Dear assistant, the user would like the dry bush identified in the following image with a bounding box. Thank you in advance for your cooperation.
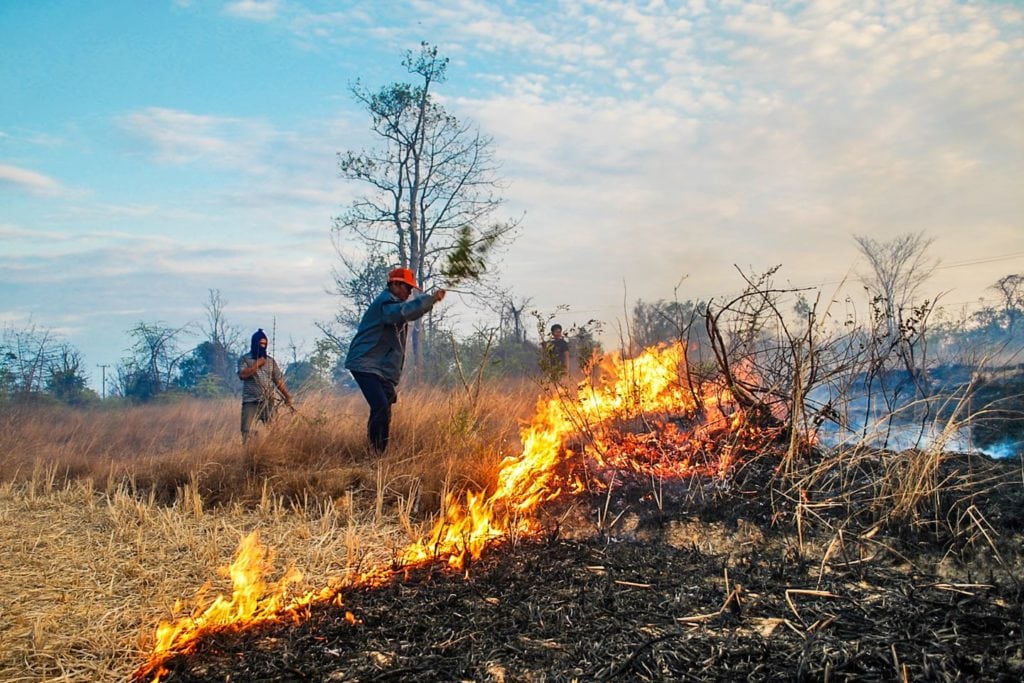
[692,267,1024,554]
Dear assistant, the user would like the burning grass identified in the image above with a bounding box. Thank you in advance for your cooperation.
[1,345,1022,682]
[0,382,538,682]
[151,533,1024,682]
[139,445,1024,682]
[0,473,408,682]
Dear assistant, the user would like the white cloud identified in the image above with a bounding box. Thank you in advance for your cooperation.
[0,164,66,196]
[224,0,280,22]
[437,0,1024,322]
[118,107,278,171]
[115,108,356,220]
[0,222,71,242]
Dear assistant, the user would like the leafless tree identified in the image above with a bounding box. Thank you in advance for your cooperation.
[854,231,938,331]
[0,322,59,396]
[854,231,940,402]
[119,322,191,400]
[322,245,393,339]
[501,296,532,344]
[991,273,1024,336]
[45,344,91,403]
[203,290,241,352]
[201,289,242,389]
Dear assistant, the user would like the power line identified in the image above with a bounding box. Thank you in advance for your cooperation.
[560,250,1024,319]
[936,251,1024,271]
[775,249,1024,292]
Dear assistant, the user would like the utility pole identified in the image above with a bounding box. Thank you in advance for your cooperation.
[96,364,108,399]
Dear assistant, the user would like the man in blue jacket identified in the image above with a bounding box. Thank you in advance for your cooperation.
[344,267,446,453]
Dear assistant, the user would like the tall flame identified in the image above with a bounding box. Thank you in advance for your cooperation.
[136,341,778,681]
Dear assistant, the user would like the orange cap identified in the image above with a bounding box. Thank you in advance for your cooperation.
[388,267,419,289]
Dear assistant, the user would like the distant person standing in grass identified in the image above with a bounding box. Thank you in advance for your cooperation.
[542,323,570,380]
[345,267,446,453]
[238,328,292,442]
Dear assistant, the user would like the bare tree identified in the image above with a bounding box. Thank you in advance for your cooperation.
[45,344,91,404]
[323,245,393,333]
[854,231,938,336]
[502,295,532,344]
[0,322,92,403]
[0,322,59,396]
[991,273,1024,336]
[201,289,242,391]
[119,322,191,401]
[854,231,940,400]
[203,289,241,353]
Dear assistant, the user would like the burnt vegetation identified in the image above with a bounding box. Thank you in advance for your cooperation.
[140,263,1024,682]
[151,451,1024,683]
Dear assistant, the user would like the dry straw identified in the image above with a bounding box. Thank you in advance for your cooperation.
[0,382,538,681]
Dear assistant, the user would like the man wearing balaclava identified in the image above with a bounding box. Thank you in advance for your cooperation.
[238,328,292,442]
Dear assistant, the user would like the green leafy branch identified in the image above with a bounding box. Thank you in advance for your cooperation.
[441,225,500,288]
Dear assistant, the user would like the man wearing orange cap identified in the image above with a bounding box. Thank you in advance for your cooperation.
[344,267,446,453]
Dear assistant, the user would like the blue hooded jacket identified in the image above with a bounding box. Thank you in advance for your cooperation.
[344,288,437,384]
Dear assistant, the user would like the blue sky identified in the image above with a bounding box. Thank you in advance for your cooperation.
[2,0,1023,391]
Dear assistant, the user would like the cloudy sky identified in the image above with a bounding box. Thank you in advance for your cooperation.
[2,0,1022,391]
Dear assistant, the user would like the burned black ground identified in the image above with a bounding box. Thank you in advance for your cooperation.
[152,454,1024,683]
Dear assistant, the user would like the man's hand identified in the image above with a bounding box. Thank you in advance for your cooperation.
[432,288,447,303]
[239,357,265,379]
[278,381,293,408]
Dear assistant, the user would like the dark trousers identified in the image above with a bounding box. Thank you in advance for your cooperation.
[351,371,398,453]
[241,400,273,442]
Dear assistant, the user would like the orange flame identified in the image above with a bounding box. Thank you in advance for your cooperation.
[140,532,345,680]
[136,341,779,681]
[402,342,707,569]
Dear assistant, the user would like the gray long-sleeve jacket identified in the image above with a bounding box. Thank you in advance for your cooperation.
[343,288,437,384]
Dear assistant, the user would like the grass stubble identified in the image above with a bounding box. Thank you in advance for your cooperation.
[0,383,537,682]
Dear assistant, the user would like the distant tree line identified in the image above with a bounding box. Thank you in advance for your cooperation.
[0,322,96,405]
[0,289,599,406]
[2,268,1022,408]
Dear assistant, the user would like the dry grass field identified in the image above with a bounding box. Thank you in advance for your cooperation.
[3,355,1023,682]
[0,383,540,682]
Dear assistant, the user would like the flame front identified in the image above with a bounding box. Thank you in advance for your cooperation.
[151,533,291,658]
[137,341,781,680]
[402,343,708,569]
